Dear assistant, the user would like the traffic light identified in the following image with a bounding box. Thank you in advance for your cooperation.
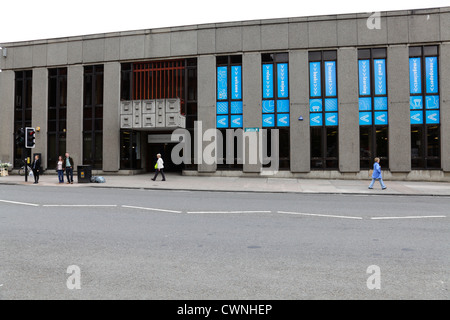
[15,128,25,147]
[25,127,36,148]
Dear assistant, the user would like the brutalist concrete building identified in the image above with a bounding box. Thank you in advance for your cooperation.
[0,7,449,181]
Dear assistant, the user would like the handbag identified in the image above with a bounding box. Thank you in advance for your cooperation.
[368,169,373,178]
[154,163,158,169]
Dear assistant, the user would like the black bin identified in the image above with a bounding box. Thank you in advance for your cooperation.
[77,165,92,183]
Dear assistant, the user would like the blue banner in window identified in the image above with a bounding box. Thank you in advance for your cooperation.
[217,66,227,100]
[262,100,275,113]
[262,114,275,127]
[324,61,337,97]
[325,98,338,112]
[325,112,338,126]
[231,66,242,100]
[425,57,438,94]
[216,101,228,115]
[216,115,228,128]
[359,60,371,96]
[230,115,243,128]
[277,63,289,98]
[410,96,423,110]
[374,97,388,111]
[309,62,321,97]
[263,64,274,98]
[374,59,386,95]
[425,95,439,109]
[374,111,388,125]
[277,100,290,113]
[426,110,439,124]
[231,101,243,114]
[409,58,422,94]
[359,112,372,125]
[277,114,290,127]
[359,97,372,111]
[410,111,423,124]
[310,99,323,112]
[310,113,323,126]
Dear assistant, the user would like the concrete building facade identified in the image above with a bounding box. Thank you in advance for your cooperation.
[1,7,449,181]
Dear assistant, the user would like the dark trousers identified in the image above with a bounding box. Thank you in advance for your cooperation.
[32,169,39,183]
[66,167,73,183]
[152,169,166,181]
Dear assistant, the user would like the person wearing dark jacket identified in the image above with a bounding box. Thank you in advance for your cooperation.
[63,152,75,184]
[31,155,41,184]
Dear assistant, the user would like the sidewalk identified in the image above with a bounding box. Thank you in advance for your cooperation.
[1,172,450,196]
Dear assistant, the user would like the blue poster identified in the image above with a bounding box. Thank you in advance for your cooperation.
[324,61,337,97]
[426,110,439,124]
[374,97,388,110]
[262,114,275,127]
[309,62,321,97]
[425,95,439,109]
[425,57,438,94]
[277,63,289,98]
[277,114,290,127]
[374,111,388,125]
[359,97,372,111]
[231,66,242,100]
[325,98,338,112]
[310,99,323,112]
[277,100,290,113]
[263,64,274,98]
[325,112,338,126]
[359,112,372,125]
[216,115,228,128]
[262,100,275,113]
[410,96,423,110]
[217,66,227,100]
[359,60,371,96]
[310,114,323,126]
[409,58,422,94]
[231,101,243,114]
[410,111,423,124]
[373,59,386,95]
[217,101,228,114]
[230,115,242,128]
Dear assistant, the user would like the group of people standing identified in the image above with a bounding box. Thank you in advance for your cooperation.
[30,152,74,184]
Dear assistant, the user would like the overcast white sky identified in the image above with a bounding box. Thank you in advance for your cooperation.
[0,0,449,43]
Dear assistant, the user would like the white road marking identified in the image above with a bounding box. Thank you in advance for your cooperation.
[187,210,272,214]
[0,199,39,207]
[370,215,447,220]
[43,205,117,207]
[278,210,363,220]
[122,205,182,214]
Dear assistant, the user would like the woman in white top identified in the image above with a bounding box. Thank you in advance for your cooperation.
[151,153,166,181]
[57,156,64,183]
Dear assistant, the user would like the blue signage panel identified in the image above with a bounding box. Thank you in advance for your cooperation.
[263,64,274,98]
[310,113,323,126]
[216,115,228,128]
[359,112,372,125]
[426,110,440,124]
[373,59,386,95]
[425,57,438,94]
[230,115,243,128]
[277,100,290,113]
[310,99,323,112]
[425,95,439,109]
[374,111,388,125]
[410,111,423,124]
[277,63,289,98]
[262,100,275,113]
[325,112,338,126]
[324,61,337,97]
[277,114,290,127]
[409,58,422,94]
[359,97,372,111]
[216,101,228,114]
[359,60,371,96]
[325,98,338,112]
[231,66,242,100]
[231,101,243,114]
[410,96,423,110]
[374,97,388,111]
[262,114,275,127]
[309,62,321,97]
[217,66,228,100]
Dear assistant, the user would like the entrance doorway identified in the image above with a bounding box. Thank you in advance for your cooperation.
[147,143,181,172]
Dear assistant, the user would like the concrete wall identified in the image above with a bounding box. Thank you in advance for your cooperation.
[66,65,83,169]
[0,70,15,164]
[31,68,48,166]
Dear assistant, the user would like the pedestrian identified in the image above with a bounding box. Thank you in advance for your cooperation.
[63,152,74,184]
[56,155,64,184]
[31,154,41,184]
[368,157,387,190]
[151,153,166,181]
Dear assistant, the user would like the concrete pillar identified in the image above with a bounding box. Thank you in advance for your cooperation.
[32,68,48,168]
[103,62,121,172]
[387,45,411,172]
[337,48,359,172]
[66,65,83,169]
[440,43,450,172]
[242,52,262,173]
[197,55,217,172]
[289,50,310,173]
[0,70,15,164]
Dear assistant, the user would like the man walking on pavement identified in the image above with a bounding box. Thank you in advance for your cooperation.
[31,154,41,184]
[63,152,75,184]
[151,153,166,181]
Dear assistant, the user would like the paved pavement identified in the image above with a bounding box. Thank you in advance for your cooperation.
[1,172,450,196]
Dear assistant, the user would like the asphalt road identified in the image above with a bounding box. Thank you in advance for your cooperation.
[0,184,448,300]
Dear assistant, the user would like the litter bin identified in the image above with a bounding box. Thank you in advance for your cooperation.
[77,165,92,183]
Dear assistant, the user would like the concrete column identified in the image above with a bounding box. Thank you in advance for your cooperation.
[387,45,411,172]
[337,48,359,172]
[66,65,83,169]
[32,68,48,168]
[289,50,310,173]
[197,55,217,172]
[242,52,262,173]
[0,70,15,164]
[440,43,450,172]
[103,62,121,172]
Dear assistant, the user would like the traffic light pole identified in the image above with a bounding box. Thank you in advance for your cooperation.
[24,148,28,182]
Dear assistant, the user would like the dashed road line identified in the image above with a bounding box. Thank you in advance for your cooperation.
[42,204,117,207]
[187,210,272,214]
[0,199,39,207]
[278,210,363,220]
[121,205,182,214]
[370,215,447,220]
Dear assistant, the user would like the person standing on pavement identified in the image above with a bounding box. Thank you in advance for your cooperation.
[56,155,64,184]
[368,157,387,190]
[31,155,41,184]
[63,152,74,184]
[151,153,166,181]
